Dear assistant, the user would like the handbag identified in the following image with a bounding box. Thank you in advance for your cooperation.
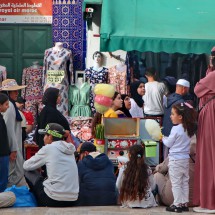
[198,95,215,114]
[5,185,37,207]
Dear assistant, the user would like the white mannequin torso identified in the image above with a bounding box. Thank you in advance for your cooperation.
[92,62,103,72]
[76,77,84,88]
[53,42,63,52]
[31,61,40,69]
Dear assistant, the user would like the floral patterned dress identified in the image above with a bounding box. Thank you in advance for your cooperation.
[43,47,73,116]
[21,66,43,123]
[85,67,108,114]
[0,65,7,87]
[108,65,127,94]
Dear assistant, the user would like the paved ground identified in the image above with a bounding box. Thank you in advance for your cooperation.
[0,206,206,215]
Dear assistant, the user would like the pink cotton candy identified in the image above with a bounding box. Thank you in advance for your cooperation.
[95,95,112,107]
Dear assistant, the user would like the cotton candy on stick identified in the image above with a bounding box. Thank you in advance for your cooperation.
[145,119,162,141]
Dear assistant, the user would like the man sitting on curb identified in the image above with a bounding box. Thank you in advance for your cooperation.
[77,142,118,206]
[23,123,79,207]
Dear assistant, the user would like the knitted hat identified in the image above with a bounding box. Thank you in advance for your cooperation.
[176,79,190,88]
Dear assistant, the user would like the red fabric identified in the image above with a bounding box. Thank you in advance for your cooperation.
[22,111,34,125]
[193,71,215,209]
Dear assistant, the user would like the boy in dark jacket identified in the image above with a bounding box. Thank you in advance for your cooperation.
[77,142,117,206]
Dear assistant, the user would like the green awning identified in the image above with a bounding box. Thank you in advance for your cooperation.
[100,0,215,54]
[82,0,102,12]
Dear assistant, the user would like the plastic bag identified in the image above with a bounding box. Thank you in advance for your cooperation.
[5,185,37,207]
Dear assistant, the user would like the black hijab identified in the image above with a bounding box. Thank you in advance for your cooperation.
[118,94,132,117]
[130,81,144,108]
[42,87,59,108]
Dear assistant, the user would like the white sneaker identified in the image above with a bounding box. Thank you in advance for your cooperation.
[193,207,215,214]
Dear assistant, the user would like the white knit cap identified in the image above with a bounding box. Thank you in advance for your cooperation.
[176,79,190,88]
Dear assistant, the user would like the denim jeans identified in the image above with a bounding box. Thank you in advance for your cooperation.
[0,155,9,192]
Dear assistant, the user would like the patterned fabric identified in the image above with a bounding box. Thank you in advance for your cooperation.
[43,47,73,116]
[108,65,127,94]
[0,65,7,87]
[85,67,108,114]
[52,0,86,71]
[67,116,93,142]
[21,67,43,122]
[69,82,91,117]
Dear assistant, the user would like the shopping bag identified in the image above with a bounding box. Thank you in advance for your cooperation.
[5,185,37,207]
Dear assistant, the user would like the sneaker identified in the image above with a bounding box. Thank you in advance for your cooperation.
[193,207,215,213]
[166,205,182,213]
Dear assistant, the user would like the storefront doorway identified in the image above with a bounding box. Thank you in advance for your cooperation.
[0,24,52,83]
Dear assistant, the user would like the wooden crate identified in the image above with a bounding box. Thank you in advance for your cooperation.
[104,118,140,138]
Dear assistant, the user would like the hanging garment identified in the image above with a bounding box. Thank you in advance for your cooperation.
[108,65,127,94]
[69,82,91,117]
[43,47,73,116]
[0,65,7,87]
[85,67,108,114]
[68,116,93,142]
[21,67,43,123]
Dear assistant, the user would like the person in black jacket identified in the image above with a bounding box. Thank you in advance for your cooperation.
[0,93,10,192]
[77,142,117,206]
[35,87,70,149]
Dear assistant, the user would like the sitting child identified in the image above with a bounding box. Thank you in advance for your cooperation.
[116,144,157,208]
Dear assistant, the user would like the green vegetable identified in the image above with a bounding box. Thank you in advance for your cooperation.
[95,124,105,139]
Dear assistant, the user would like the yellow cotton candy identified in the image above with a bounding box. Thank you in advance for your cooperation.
[94,84,115,98]
[94,102,109,114]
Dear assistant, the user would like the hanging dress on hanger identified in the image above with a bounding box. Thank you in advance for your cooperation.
[42,47,73,116]
[108,65,127,94]
[21,66,43,122]
[69,82,91,117]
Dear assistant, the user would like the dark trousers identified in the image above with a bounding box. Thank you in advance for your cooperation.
[24,170,78,207]
[0,155,9,192]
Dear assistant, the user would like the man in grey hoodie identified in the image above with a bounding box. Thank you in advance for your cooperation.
[23,123,79,207]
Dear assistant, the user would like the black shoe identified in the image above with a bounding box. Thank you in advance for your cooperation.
[166,205,182,213]
[181,206,189,211]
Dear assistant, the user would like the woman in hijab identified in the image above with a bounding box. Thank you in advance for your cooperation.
[117,94,132,117]
[129,81,145,117]
[193,48,215,213]
[35,88,70,149]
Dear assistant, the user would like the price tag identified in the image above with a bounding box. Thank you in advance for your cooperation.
[47,70,64,84]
